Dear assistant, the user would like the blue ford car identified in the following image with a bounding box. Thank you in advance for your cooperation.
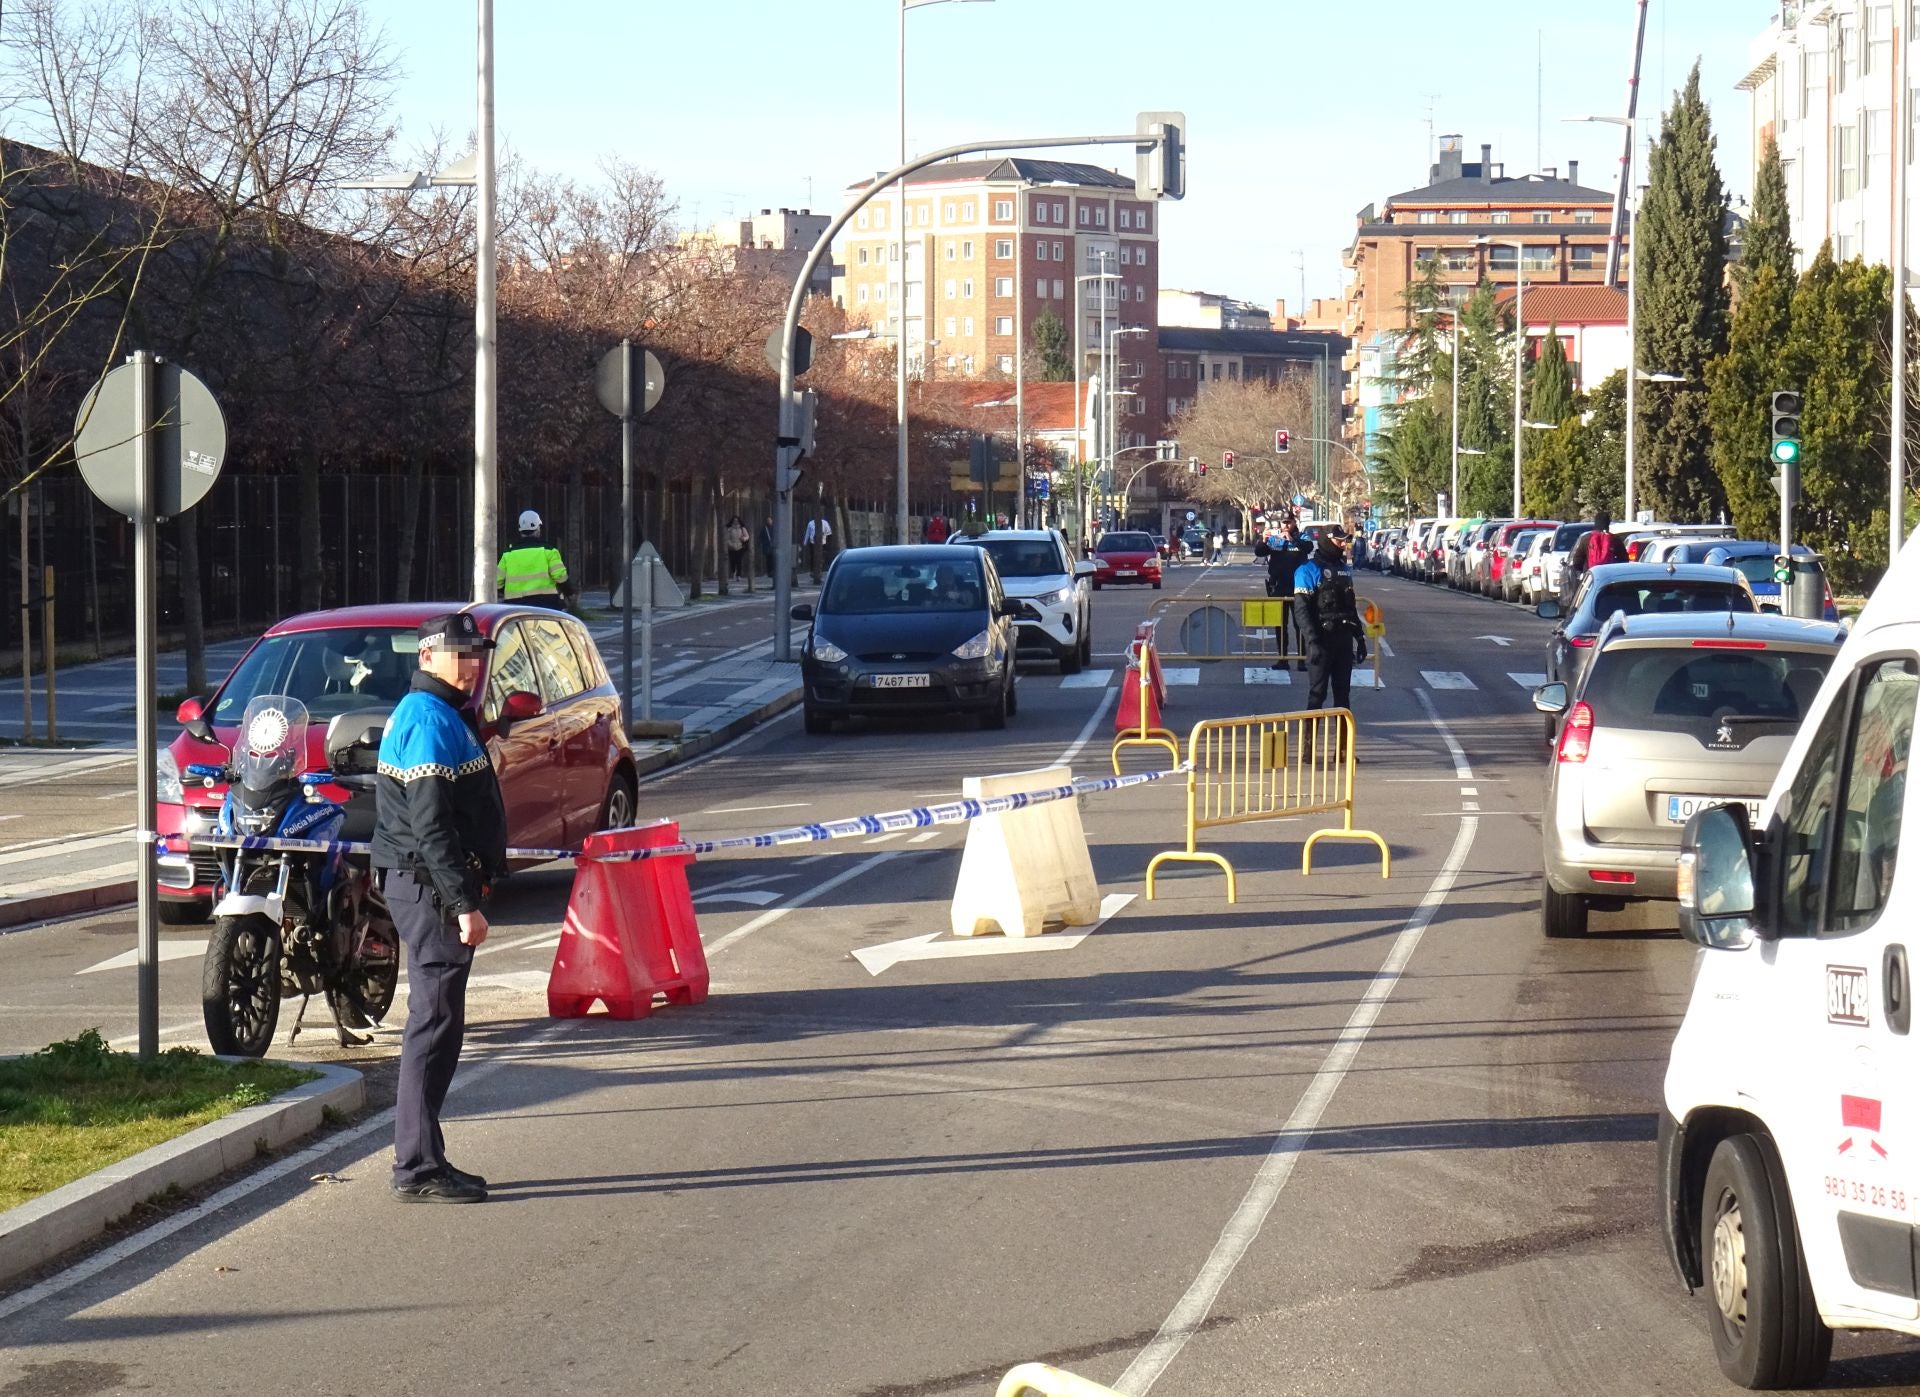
[792,545,1020,734]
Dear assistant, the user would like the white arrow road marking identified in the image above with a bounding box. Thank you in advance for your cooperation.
[1508,671,1548,688]
[1421,670,1477,691]
[852,893,1134,977]
[692,889,784,907]
[1475,635,1515,647]
[80,939,207,975]
[1243,667,1292,685]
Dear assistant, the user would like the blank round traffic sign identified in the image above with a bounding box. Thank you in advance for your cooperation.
[73,360,226,519]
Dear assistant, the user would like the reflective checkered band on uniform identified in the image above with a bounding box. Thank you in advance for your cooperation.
[378,754,492,782]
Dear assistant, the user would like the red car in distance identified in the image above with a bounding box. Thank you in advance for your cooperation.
[156,603,637,923]
[1091,530,1163,589]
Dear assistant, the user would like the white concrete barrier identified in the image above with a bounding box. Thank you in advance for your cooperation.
[950,764,1101,939]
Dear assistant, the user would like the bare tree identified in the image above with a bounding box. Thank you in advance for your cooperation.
[1170,375,1318,526]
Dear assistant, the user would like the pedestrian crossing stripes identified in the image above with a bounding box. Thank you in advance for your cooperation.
[1420,671,1477,691]
[1162,668,1200,686]
[1243,666,1292,685]
[1059,669,1114,689]
[1507,672,1548,688]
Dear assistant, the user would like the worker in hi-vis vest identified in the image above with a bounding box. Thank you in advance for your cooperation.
[497,510,574,610]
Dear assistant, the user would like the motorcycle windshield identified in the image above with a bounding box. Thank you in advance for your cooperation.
[235,695,309,791]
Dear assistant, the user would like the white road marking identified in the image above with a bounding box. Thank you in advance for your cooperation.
[703,801,811,815]
[95,788,138,801]
[0,828,132,867]
[863,832,903,845]
[1058,685,1121,767]
[0,1018,583,1325]
[1420,670,1477,691]
[1243,667,1292,685]
[1377,638,1393,657]
[1161,668,1200,686]
[691,889,782,907]
[1463,801,1480,812]
[1461,787,1478,796]
[1351,667,1377,686]
[1116,693,1480,1396]
[908,831,940,844]
[1508,671,1548,688]
[1059,669,1114,689]
[79,939,208,975]
[703,851,901,960]
[0,754,135,789]
[853,893,1134,976]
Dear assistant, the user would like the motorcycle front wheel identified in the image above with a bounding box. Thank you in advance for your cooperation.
[203,913,283,1057]
[327,914,400,1031]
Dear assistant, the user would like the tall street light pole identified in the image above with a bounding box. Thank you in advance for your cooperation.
[1569,113,1641,521]
[897,0,995,545]
[1895,4,1910,561]
[1477,235,1526,517]
[473,0,497,602]
[1110,324,1147,523]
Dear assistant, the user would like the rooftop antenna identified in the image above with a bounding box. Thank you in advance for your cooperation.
[1536,30,1544,171]
[1423,93,1441,168]
[1294,249,1306,322]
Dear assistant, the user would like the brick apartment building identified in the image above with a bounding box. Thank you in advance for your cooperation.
[838,157,1166,449]
[1344,134,1624,463]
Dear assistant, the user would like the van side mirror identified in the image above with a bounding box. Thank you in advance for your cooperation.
[1535,599,1563,621]
[1677,803,1762,951]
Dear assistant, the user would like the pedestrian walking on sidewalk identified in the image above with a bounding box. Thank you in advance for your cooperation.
[724,515,750,581]
[373,612,508,1205]
[1296,527,1367,715]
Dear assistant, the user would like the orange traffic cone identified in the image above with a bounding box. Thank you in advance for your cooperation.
[548,818,709,1020]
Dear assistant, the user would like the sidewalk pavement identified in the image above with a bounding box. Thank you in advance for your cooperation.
[0,587,813,929]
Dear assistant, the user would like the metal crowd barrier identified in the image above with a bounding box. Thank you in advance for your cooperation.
[1147,593,1299,661]
[1146,706,1391,902]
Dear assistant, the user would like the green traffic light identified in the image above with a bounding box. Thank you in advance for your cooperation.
[1771,438,1801,464]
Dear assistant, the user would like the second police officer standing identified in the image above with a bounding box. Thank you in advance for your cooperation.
[373,611,508,1204]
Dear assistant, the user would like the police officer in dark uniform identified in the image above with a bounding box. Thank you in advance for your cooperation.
[1295,527,1368,712]
[1254,516,1313,670]
[373,611,507,1204]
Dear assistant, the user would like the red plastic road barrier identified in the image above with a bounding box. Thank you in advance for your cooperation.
[1115,644,1169,738]
[548,817,709,1020]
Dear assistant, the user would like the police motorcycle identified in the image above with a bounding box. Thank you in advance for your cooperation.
[184,695,399,1057]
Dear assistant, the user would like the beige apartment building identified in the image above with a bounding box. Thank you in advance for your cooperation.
[838,157,1166,445]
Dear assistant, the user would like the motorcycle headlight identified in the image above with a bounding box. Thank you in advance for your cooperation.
[239,808,278,834]
[952,629,993,660]
[157,749,182,805]
[810,638,848,664]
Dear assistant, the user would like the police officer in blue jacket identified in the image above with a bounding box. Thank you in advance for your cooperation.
[1294,527,1367,713]
[373,611,508,1204]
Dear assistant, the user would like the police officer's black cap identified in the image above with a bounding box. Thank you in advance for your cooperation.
[418,611,494,653]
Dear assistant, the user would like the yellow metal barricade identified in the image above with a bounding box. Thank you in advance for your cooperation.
[997,1364,1124,1397]
[1146,707,1391,902]
[1147,593,1298,660]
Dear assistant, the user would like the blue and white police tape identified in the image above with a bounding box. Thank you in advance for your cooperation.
[167,833,577,861]
[167,764,1185,866]
[584,764,1186,863]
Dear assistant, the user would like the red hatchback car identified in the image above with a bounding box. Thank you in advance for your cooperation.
[1091,530,1163,589]
[156,603,637,922]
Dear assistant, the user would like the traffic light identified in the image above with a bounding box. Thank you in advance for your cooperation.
[1198,459,1208,476]
[1275,429,1291,454]
[1222,450,1235,471]
[1769,390,1802,466]
[1135,111,1187,201]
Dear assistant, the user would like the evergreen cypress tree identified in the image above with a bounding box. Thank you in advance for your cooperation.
[1738,133,1795,293]
[1635,63,1730,520]
[1530,325,1574,425]
[1031,309,1072,381]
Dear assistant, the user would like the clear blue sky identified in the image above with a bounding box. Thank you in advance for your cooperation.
[380,0,1757,312]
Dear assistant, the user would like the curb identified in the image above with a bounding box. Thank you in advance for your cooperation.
[631,684,803,779]
[0,1059,364,1288]
[0,879,137,933]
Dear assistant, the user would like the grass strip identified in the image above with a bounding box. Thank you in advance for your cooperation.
[0,1029,315,1212]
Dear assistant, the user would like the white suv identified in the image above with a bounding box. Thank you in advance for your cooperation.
[947,529,1094,672]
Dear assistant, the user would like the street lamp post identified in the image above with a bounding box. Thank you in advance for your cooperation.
[340,1,496,603]
[1568,113,1645,521]
[1476,236,1526,518]
[1108,323,1148,522]
[897,0,995,546]
[1074,267,1120,547]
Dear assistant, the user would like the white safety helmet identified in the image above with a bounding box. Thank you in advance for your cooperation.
[518,509,542,534]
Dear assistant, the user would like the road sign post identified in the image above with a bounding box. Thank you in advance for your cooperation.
[74,351,226,1058]
[597,340,664,733]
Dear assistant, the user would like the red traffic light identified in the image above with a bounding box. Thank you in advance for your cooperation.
[1222,450,1235,471]
[1274,429,1291,454]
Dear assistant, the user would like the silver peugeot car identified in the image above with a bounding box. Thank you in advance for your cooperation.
[1531,611,1845,937]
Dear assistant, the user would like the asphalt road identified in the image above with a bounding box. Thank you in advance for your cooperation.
[7,560,1920,1395]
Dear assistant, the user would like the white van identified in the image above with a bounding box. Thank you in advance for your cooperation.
[1662,540,1917,1388]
